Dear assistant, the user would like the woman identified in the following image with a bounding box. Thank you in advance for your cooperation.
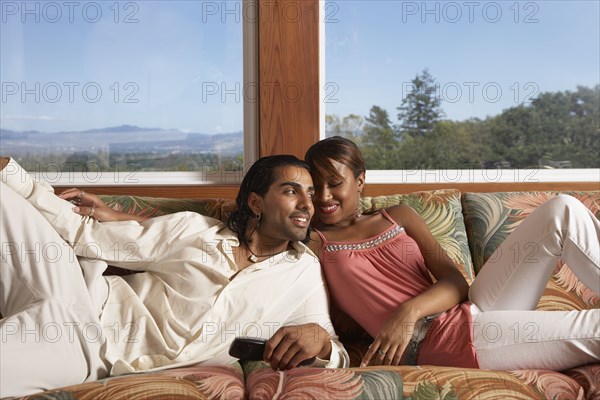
[304,136,599,371]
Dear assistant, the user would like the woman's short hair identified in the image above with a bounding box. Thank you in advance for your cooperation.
[304,136,365,184]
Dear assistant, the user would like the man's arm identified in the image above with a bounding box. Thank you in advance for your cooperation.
[264,322,338,370]
[264,267,349,370]
[58,188,149,223]
[0,157,192,269]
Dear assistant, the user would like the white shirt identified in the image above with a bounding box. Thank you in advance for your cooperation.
[1,159,349,375]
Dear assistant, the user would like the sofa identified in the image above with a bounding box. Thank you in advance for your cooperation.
[19,189,599,400]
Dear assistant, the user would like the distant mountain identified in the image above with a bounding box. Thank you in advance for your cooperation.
[81,125,155,134]
[0,126,243,156]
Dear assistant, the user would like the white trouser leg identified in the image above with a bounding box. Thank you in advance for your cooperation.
[472,308,599,371]
[468,195,600,370]
[1,183,108,397]
[469,194,599,310]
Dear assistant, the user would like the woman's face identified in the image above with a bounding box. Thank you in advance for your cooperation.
[312,159,365,226]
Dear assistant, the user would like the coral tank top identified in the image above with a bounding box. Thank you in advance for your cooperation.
[315,209,479,368]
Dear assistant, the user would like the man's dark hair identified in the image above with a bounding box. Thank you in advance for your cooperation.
[227,155,311,246]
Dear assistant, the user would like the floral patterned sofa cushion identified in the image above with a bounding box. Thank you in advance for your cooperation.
[462,191,600,311]
[100,195,229,221]
[360,189,475,284]
[243,363,586,400]
[563,364,600,399]
[18,364,245,400]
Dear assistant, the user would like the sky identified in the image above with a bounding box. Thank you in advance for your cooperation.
[1,0,599,133]
[1,1,244,133]
[325,0,600,123]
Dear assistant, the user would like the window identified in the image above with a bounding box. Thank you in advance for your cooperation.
[323,0,599,183]
[1,0,257,185]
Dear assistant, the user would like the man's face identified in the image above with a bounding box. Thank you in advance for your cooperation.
[255,165,315,243]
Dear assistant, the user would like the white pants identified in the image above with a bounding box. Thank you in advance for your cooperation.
[469,194,600,371]
[0,183,109,398]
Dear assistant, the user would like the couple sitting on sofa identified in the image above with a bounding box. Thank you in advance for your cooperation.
[1,137,599,398]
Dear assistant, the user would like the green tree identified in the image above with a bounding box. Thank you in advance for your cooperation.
[530,85,599,167]
[397,69,444,137]
[396,120,483,169]
[362,106,399,169]
[325,113,365,143]
[327,84,598,170]
[483,84,599,168]
[484,105,540,168]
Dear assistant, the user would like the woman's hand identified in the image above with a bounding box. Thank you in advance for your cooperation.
[59,188,124,222]
[360,305,420,367]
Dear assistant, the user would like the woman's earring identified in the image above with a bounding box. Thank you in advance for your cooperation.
[255,213,261,228]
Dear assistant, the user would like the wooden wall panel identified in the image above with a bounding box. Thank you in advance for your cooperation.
[258,0,320,158]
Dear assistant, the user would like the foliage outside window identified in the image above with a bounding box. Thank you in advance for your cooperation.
[325,1,599,172]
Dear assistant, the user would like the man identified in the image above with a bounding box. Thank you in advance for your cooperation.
[0,155,349,397]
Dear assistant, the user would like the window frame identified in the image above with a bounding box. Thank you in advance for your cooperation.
[36,0,597,195]
[27,0,259,187]
[364,169,600,184]
[319,1,600,185]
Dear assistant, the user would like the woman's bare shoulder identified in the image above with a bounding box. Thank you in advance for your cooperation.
[383,204,419,224]
[306,230,323,256]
